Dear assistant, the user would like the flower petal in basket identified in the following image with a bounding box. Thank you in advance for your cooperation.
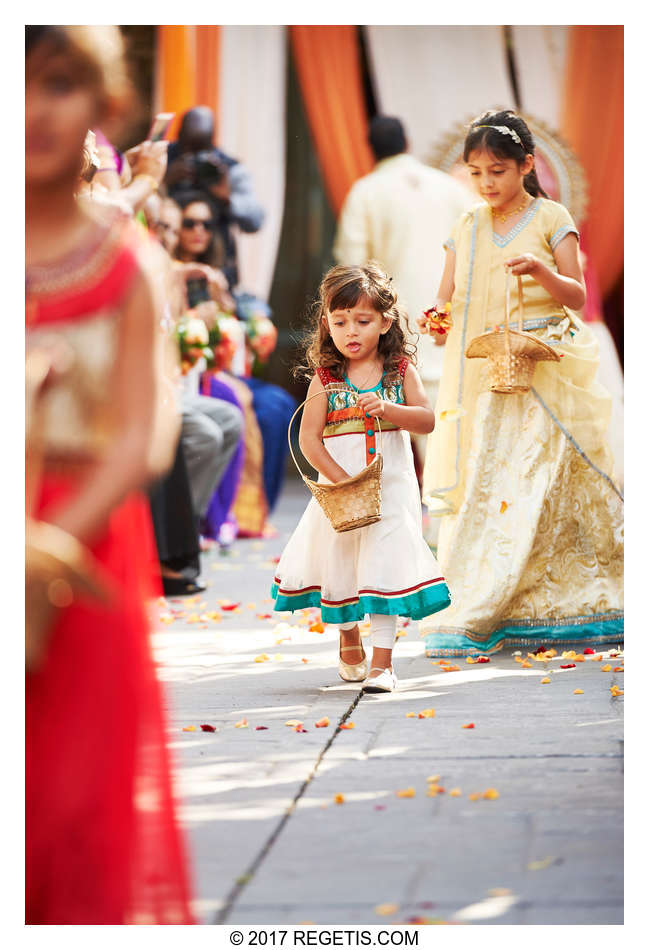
[465,329,560,363]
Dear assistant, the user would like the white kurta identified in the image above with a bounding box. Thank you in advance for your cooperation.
[333,153,474,385]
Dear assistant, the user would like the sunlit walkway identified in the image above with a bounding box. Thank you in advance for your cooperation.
[153,478,623,926]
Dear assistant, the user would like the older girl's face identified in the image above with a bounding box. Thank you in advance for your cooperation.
[466,148,534,211]
[26,44,102,187]
[178,201,214,258]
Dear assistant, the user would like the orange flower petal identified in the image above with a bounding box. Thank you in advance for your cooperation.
[375,903,399,917]
[405,712,416,718]
[500,501,508,514]
[309,621,325,633]
[301,658,309,663]
[468,792,481,801]
[418,708,436,719]
[315,717,330,728]
[396,787,416,798]
[334,793,345,804]
[540,677,551,684]
[449,788,462,797]
[340,722,355,730]
[483,788,500,799]
[427,775,441,783]
[573,689,584,694]
[461,723,475,729]
[182,726,197,732]
[234,718,248,728]
[285,719,302,727]
[613,666,624,672]
[601,664,612,672]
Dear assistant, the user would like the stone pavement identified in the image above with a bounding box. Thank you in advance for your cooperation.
[152,478,624,926]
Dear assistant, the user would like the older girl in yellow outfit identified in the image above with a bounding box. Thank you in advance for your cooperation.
[420,110,623,656]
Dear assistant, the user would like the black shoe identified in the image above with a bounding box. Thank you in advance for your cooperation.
[161,575,206,597]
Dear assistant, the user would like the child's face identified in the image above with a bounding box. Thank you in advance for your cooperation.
[26,46,103,188]
[466,148,534,210]
[324,296,391,362]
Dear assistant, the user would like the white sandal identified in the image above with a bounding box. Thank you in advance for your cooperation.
[362,667,397,693]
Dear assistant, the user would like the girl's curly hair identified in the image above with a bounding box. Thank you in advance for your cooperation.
[296,262,417,383]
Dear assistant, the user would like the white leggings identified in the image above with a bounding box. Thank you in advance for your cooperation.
[339,614,397,650]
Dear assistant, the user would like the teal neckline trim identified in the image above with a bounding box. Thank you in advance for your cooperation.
[344,373,384,393]
[271,580,451,624]
[492,198,541,247]
[424,614,623,657]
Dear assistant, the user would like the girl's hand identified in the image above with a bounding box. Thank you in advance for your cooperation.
[505,254,540,277]
[357,392,384,418]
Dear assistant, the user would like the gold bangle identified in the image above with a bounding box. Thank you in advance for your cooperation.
[133,173,159,192]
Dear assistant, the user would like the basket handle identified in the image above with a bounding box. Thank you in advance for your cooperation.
[287,387,383,481]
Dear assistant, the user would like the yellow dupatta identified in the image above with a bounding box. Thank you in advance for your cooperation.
[422,199,620,516]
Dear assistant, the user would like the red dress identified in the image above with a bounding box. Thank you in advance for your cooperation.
[26,211,195,924]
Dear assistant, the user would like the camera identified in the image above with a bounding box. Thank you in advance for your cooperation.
[194,151,227,187]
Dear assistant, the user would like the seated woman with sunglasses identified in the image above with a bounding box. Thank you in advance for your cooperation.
[173,192,297,539]
[171,193,265,540]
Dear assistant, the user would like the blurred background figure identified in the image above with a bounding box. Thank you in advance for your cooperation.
[25,25,194,922]
[333,115,474,508]
[166,105,265,291]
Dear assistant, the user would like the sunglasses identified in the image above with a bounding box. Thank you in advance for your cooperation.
[181,217,215,231]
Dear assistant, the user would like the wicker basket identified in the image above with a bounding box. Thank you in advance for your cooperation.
[288,390,383,533]
[465,269,560,393]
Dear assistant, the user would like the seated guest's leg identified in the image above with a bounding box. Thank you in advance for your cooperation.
[243,378,297,511]
[181,393,242,521]
[199,373,246,540]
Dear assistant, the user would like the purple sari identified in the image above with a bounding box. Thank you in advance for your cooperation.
[199,374,245,539]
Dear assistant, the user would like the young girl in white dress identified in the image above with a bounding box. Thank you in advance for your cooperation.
[271,263,450,692]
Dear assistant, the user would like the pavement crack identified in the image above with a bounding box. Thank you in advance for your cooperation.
[212,688,363,924]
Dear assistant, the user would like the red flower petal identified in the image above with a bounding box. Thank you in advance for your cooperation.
[200,724,216,732]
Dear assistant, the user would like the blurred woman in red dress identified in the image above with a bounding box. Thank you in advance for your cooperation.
[25,26,194,923]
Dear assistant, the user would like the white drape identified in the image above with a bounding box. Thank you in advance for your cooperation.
[510,26,569,129]
[365,26,515,163]
[218,26,287,300]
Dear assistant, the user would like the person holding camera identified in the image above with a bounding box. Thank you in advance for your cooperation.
[165,106,265,291]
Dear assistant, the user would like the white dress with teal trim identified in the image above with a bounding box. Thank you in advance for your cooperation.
[271,363,451,624]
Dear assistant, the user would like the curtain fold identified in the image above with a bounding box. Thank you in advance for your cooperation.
[195,26,220,120]
[290,26,374,215]
[511,26,569,129]
[365,26,514,163]
[218,26,286,299]
[155,26,197,140]
[560,25,623,297]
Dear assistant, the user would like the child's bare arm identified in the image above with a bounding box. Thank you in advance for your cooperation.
[417,248,456,346]
[505,233,586,311]
[357,364,435,435]
[298,376,350,483]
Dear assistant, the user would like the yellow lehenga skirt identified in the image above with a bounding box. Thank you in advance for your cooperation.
[421,199,623,655]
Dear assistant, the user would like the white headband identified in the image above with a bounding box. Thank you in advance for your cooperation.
[475,124,523,147]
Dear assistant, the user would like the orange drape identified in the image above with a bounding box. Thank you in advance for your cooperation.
[156,26,197,140]
[195,26,221,122]
[291,26,374,215]
[560,26,623,297]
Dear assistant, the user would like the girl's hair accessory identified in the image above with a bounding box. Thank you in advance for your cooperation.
[475,125,523,147]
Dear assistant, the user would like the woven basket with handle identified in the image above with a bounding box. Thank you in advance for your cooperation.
[465,268,560,393]
[288,389,383,533]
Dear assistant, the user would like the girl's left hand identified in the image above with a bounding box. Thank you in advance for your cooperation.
[357,392,385,418]
[505,254,540,276]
